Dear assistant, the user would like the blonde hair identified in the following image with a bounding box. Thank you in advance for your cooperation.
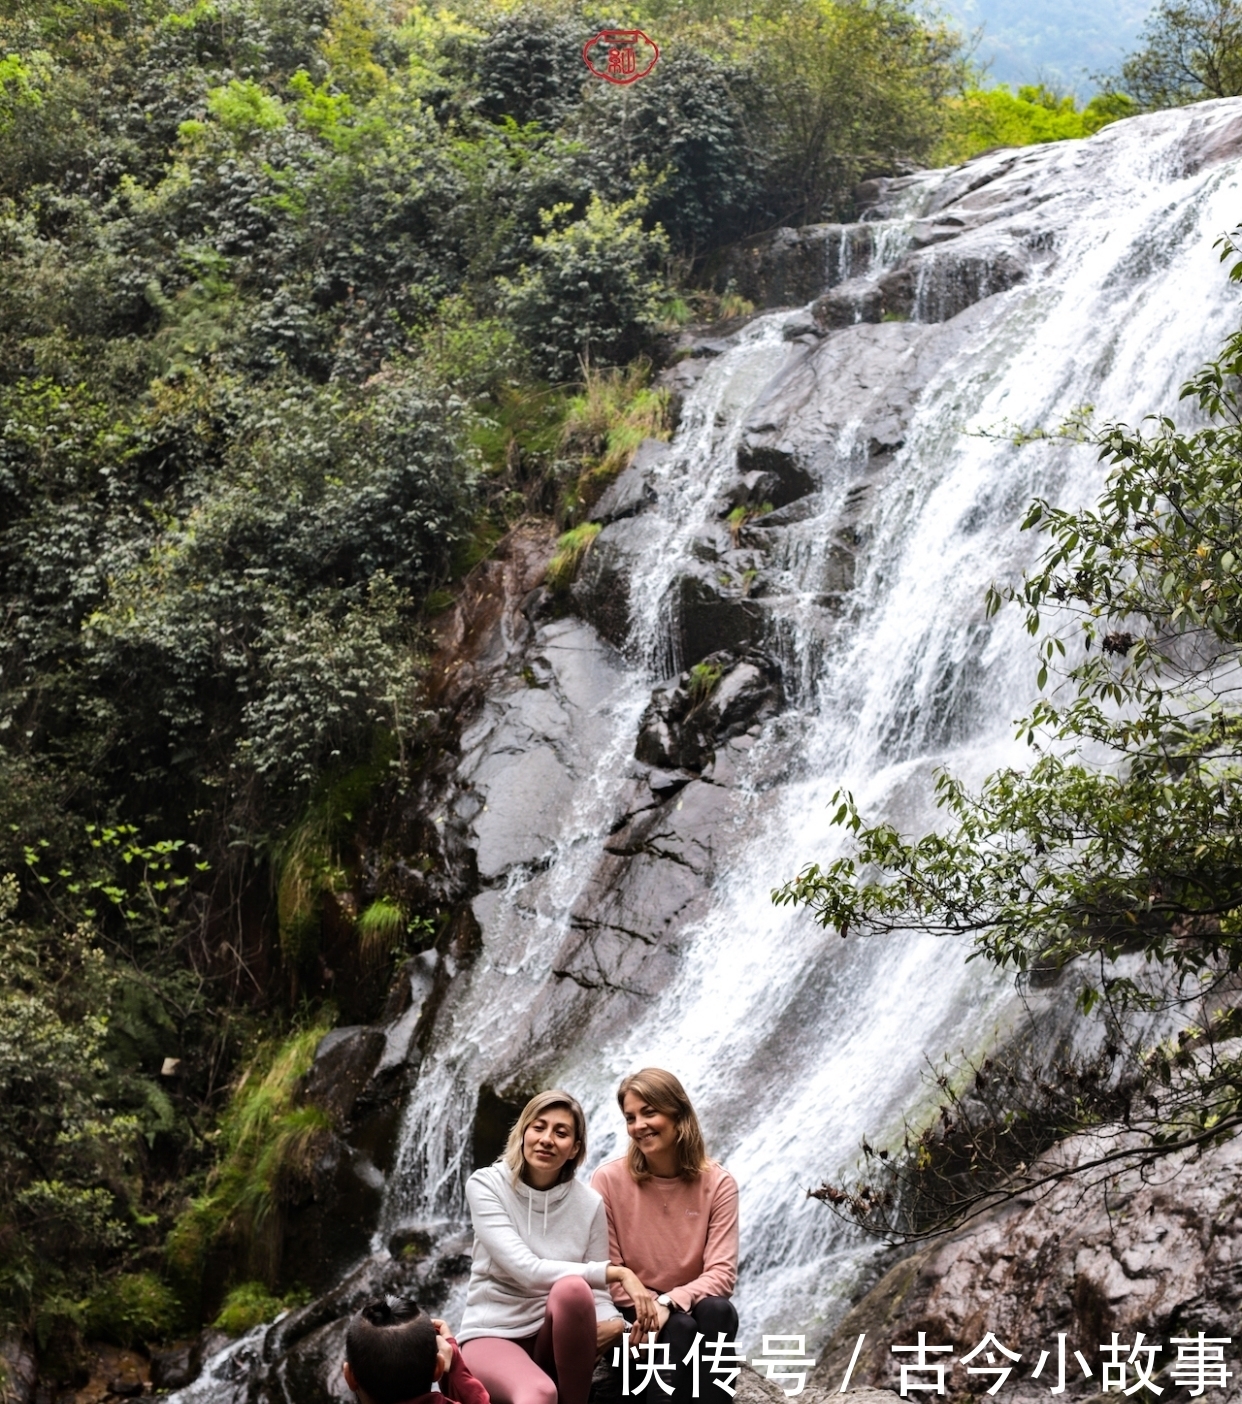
[502,1089,588,1186]
[617,1068,709,1182]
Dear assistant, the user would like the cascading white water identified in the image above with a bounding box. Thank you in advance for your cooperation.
[376,101,1242,1358]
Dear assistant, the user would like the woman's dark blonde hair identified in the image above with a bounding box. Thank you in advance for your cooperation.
[502,1089,588,1187]
[617,1068,709,1182]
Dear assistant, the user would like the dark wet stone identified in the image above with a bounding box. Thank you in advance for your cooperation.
[635,652,782,772]
[387,1225,434,1264]
[570,517,649,649]
[0,1334,35,1404]
[472,1084,527,1171]
[731,444,817,509]
[279,1133,385,1294]
[267,1317,349,1404]
[712,223,876,307]
[302,1026,386,1127]
[150,1343,196,1391]
[674,568,764,666]
[812,277,887,329]
[592,439,666,524]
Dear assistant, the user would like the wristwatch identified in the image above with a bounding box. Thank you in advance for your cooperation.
[655,1294,673,1308]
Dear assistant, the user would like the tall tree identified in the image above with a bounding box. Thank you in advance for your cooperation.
[1118,0,1242,106]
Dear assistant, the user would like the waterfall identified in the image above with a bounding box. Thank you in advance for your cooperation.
[168,101,1242,1400]
[375,102,1242,1354]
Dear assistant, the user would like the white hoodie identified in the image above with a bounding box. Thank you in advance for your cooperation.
[457,1162,622,1342]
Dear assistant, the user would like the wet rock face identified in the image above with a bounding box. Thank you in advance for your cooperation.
[1,1333,36,1404]
[811,1129,1242,1403]
[714,222,877,307]
[592,438,667,524]
[454,617,630,882]
[187,1239,475,1404]
[571,517,649,649]
[636,652,782,772]
[810,247,1027,329]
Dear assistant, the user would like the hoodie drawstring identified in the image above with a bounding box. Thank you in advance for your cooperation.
[523,1184,554,1238]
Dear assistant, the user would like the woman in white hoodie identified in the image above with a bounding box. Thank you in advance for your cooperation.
[458,1090,658,1404]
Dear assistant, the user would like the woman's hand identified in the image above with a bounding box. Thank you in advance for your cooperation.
[597,1316,626,1353]
[622,1271,660,1339]
[605,1263,661,1338]
[628,1299,670,1347]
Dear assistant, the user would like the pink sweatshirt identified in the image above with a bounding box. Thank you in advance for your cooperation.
[591,1157,738,1313]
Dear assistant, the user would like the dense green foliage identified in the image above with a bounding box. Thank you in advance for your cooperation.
[937,85,1136,164]
[775,247,1242,1216]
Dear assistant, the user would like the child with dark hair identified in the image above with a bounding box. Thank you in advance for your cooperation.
[343,1299,489,1404]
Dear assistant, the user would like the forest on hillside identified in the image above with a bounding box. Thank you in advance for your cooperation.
[2,0,1239,1383]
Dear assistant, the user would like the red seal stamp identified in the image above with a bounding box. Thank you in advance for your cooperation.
[582,29,659,85]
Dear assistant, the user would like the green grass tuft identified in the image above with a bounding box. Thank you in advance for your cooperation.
[166,1022,333,1307]
[212,1280,309,1336]
[546,522,602,590]
[687,661,724,712]
[356,897,406,964]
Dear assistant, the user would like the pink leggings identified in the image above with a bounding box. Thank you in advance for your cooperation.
[461,1276,597,1404]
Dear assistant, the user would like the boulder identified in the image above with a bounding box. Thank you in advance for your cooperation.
[571,516,651,649]
[635,652,782,772]
[713,224,877,307]
[725,451,817,511]
[812,277,889,329]
[301,1026,386,1127]
[242,1239,474,1403]
[675,568,764,665]
[278,1132,387,1294]
[591,438,668,525]
[150,1343,196,1392]
[811,1126,1242,1403]
[906,247,1028,324]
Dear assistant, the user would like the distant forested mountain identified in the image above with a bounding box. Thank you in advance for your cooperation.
[936,0,1151,87]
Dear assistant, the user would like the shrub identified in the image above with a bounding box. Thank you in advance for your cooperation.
[502,194,670,382]
[212,1280,306,1336]
[84,1273,182,1348]
[935,85,1136,164]
[578,46,763,257]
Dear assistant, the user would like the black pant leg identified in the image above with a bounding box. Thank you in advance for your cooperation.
[690,1297,738,1343]
[659,1309,702,1404]
[686,1299,740,1402]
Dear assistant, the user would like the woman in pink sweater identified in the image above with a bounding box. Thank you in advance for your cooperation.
[591,1069,739,1404]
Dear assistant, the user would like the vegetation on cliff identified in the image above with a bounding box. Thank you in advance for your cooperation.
[0,0,989,1370]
